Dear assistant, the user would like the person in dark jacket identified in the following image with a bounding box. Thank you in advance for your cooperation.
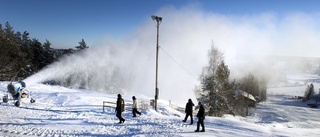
[182,98,194,124]
[132,96,141,117]
[116,94,125,124]
[195,101,205,132]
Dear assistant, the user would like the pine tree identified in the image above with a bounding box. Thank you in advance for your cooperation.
[0,21,76,80]
[75,39,88,50]
[3,22,19,57]
[1,22,22,80]
[43,39,54,65]
[30,38,46,70]
[195,43,234,117]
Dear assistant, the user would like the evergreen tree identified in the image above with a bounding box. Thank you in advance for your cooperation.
[215,61,236,115]
[43,39,54,65]
[30,38,46,70]
[20,31,33,73]
[43,39,52,50]
[0,21,76,80]
[3,22,19,56]
[75,39,88,50]
[0,23,7,77]
[195,43,234,117]
[1,22,22,80]
[0,24,4,57]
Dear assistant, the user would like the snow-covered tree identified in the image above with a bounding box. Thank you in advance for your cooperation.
[195,43,235,117]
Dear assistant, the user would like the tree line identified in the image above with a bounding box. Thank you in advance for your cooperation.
[194,44,267,117]
[0,22,88,81]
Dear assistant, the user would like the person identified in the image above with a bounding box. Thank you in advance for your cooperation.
[195,101,205,132]
[310,83,314,96]
[182,98,194,124]
[116,94,125,124]
[132,96,142,117]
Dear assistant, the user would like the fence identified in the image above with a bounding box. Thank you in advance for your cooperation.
[103,99,198,115]
[102,100,149,112]
[169,100,199,115]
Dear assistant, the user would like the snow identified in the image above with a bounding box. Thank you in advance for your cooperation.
[1,74,320,137]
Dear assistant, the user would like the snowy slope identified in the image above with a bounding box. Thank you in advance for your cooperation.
[0,75,320,137]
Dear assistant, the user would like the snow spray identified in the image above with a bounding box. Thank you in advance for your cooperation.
[23,7,308,105]
[23,34,201,105]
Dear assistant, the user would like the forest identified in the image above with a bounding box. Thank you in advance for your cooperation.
[0,22,88,81]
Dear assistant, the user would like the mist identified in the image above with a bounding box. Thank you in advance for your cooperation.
[24,5,320,105]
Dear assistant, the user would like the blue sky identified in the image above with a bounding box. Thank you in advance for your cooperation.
[1,0,320,49]
[3,0,320,99]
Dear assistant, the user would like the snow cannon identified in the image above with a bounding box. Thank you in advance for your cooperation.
[7,83,17,95]
[7,81,26,98]
[3,81,35,107]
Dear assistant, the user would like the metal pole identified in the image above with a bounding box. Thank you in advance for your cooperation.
[155,19,159,111]
[151,15,162,111]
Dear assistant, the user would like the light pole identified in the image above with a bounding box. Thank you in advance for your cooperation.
[151,15,162,111]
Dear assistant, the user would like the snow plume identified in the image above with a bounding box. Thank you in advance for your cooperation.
[25,4,320,105]
[23,36,160,98]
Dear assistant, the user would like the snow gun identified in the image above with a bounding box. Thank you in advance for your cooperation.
[3,81,36,107]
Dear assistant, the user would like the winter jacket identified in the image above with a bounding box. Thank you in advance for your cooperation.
[132,100,138,109]
[196,104,205,119]
[116,97,125,112]
[185,100,194,114]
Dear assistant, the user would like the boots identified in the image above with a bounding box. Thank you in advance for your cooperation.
[195,129,205,132]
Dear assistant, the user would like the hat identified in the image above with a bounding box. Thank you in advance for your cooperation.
[117,94,121,98]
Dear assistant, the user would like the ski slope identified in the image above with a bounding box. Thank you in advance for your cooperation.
[0,75,319,137]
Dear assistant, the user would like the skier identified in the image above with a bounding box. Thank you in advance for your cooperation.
[132,96,142,117]
[115,94,125,124]
[195,101,205,132]
[182,98,194,124]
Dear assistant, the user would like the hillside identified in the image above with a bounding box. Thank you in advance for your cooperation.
[0,74,319,136]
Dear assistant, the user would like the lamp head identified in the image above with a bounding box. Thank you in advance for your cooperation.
[151,15,162,22]
[151,15,156,20]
